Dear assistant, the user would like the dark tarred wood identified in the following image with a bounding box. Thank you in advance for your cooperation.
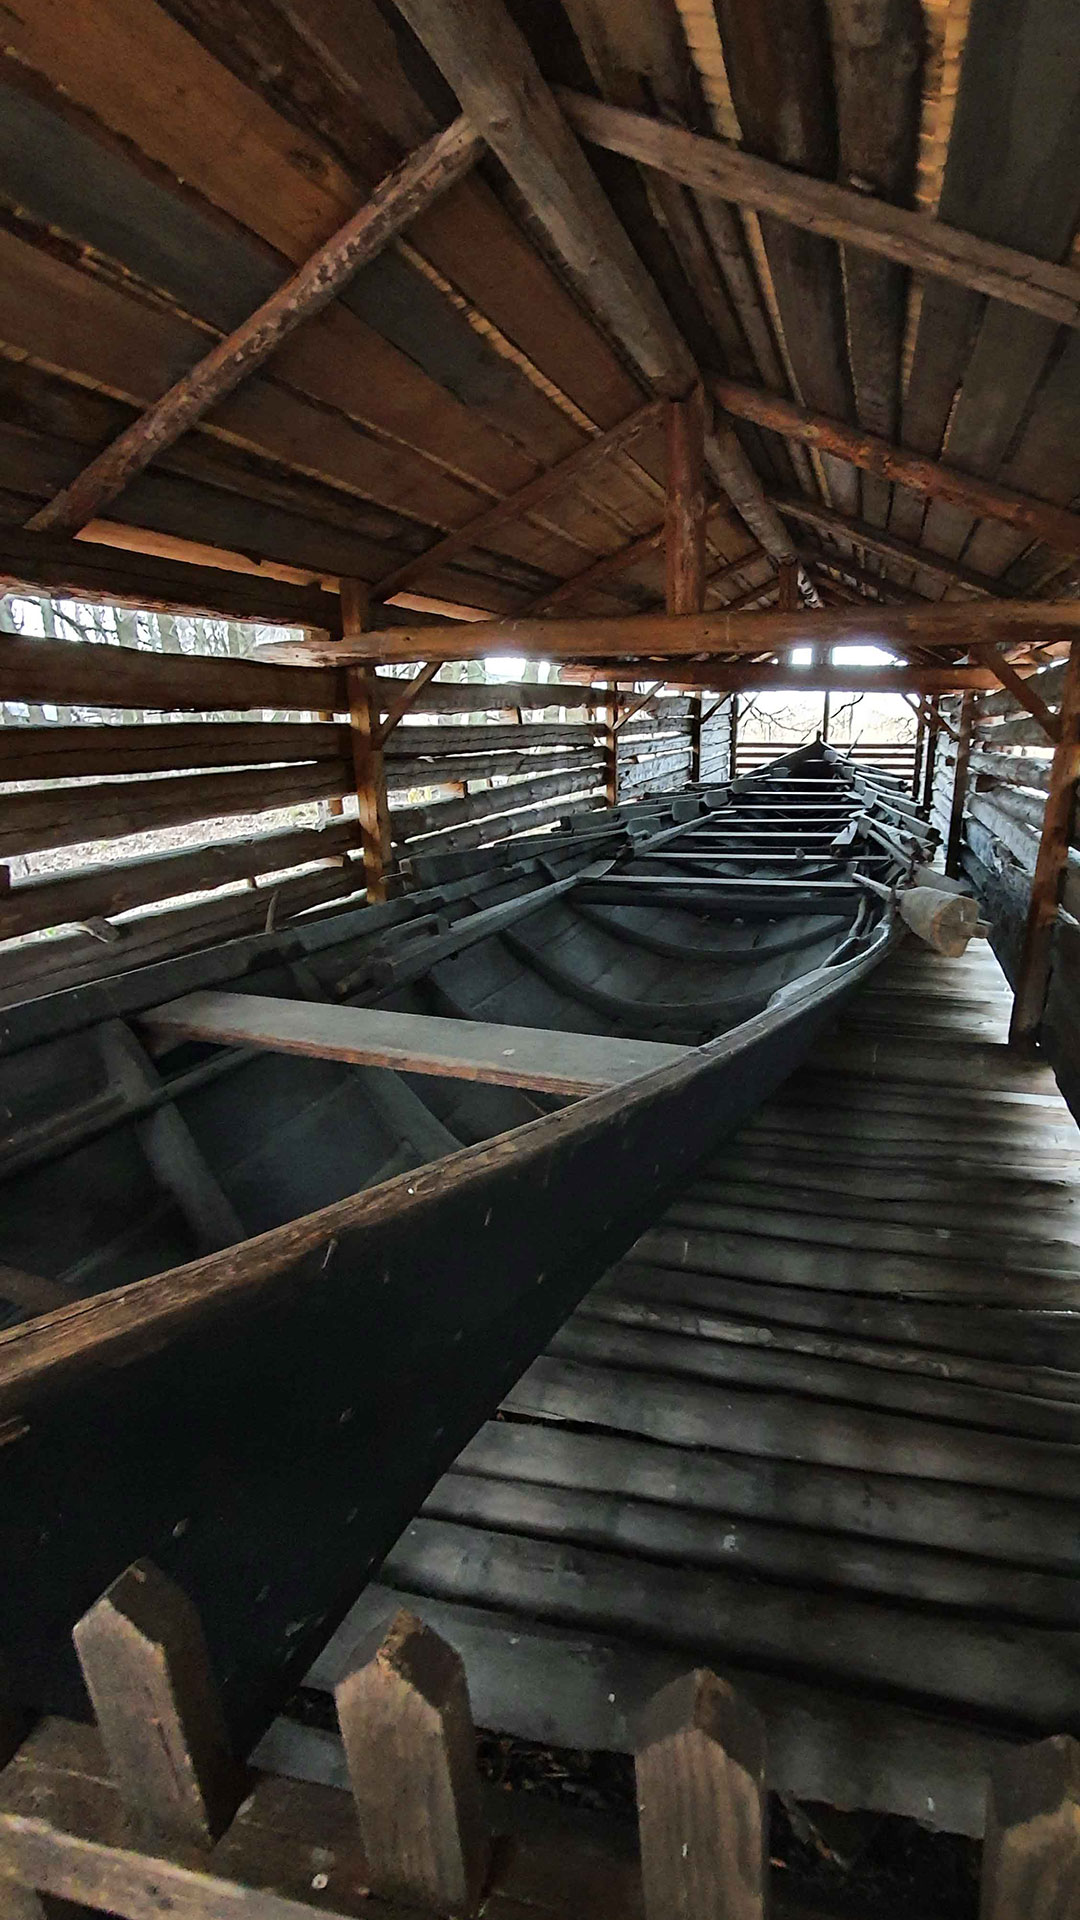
[981,1736,1080,1920]
[335,1609,486,1914]
[557,89,1080,334]
[1010,636,1080,1043]
[713,380,1080,558]
[141,990,687,1096]
[72,1560,241,1848]
[25,117,483,538]
[635,1668,767,1920]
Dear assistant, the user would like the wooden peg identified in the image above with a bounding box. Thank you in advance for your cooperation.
[335,1608,486,1913]
[72,1560,241,1849]
[635,1668,767,1920]
[981,1735,1080,1919]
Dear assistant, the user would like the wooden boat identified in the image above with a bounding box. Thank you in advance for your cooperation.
[0,744,934,1753]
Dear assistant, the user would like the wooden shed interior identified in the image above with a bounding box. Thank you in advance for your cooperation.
[3,0,1080,1914]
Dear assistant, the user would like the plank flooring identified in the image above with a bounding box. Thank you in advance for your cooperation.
[277,936,1080,1838]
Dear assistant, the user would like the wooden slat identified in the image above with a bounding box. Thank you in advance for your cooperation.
[774,495,1011,598]
[141,991,690,1097]
[0,824,356,941]
[0,762,348,860]
[0,636,340,714]
[0,721,346,783]
[559,89,1080,333]
[26,118,483,538]
[0,528,342,631]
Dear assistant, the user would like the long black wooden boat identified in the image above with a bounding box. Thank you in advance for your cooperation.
[0,745,935,1754]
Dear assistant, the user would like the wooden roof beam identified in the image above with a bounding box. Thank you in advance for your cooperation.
[559,90,1080,337]
[260,601,1080,666]
[25,116,484,540]
[388,0,694,398]
[774,496,1012,598]
[712,380,1080,559]
[386,0,789,562]
[547,664,999,694]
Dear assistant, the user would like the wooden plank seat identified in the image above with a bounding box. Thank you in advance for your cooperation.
[142,991,691,1097]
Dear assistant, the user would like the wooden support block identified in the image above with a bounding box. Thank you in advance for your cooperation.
[72,1561,240,1850]
[635,1668,767,1920]
[334,1609,486,1914]
[981,1735,1080,1919]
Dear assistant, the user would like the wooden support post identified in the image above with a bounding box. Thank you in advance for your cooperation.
[921,698,939,815]
[1009,634,1080,1045]
[778,559,799,613]
[729,694,739,781]
[335,1609,486,1914]
[981,1735,1080,1919]
[821,689,831,743]
[911,700,926,800]
[666,389,707,618]
[635,1668,767,1920]
[945,692,974,878]
[72,1560,241,1850]
[667,391,705,791]
[342,581,393,903]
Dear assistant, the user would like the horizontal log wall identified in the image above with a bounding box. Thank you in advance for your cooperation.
[0,642,643,1002]
[937,661,1080,1116]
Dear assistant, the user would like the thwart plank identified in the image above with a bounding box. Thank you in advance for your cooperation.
[142,991,689,1096]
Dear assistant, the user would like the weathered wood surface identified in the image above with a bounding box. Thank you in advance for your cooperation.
[636,1670,766,1920]
[284,602,1080,666]
[558,90,1080,334]
[362,938,1080,1834]
[1011,636,1080,1042]
[27,117,483,537]
[0,634,340,714]
[981,1736,1080,1920]
[143,991,689,1096]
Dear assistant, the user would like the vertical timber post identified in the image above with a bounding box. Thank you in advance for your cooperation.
[1009,633,1080,1045]
[342,579,393,903]
[729,694,739,781]
[73,1560,241,1849]
[777,560,798,613]
[945,691,974,878]
[636,1668,767,1920]
[981,1735,1080,1918]
[667,388,706,790]
[911,701,926,799]
[335,1609,486,1914]
[921,696,940,816]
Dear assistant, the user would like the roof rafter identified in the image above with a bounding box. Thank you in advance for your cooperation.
[25,115,484,539]
[385,0,790,562]
[558,89,1080,337]
[713,379,1080,559]
[773,496,1011,598]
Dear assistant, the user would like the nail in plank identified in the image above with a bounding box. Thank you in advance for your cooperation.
[635,1668,767,1920]
[335,1608,486,1913]
[72,1560,241,1849]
